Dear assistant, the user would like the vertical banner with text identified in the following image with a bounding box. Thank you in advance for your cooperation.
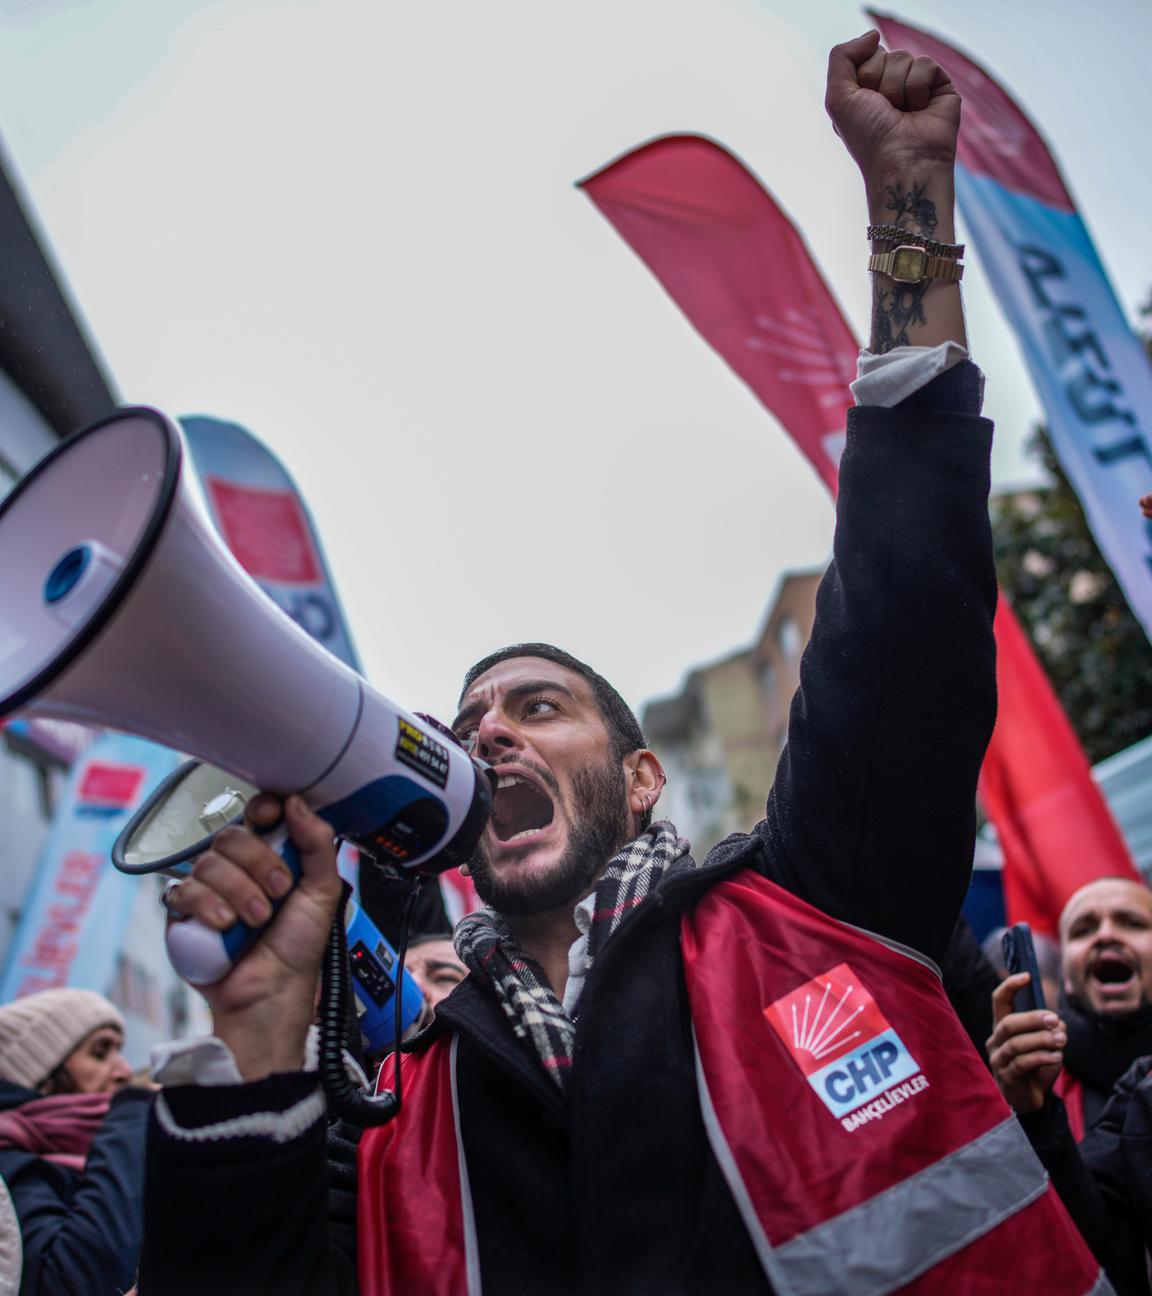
[872,13,1152,643]
[0,733,181,1001]
[580,133,1137,936]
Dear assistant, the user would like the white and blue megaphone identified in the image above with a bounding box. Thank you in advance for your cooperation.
[0,407,493,986]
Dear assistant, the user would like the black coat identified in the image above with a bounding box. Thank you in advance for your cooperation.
[141,366,998,1296]
[1021,1067,1152,1296]
[0,1079,152,1295]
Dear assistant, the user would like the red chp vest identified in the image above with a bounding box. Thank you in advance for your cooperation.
[359,871,1110,1296]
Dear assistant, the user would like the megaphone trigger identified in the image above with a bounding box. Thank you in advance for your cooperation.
[202,787,254,835]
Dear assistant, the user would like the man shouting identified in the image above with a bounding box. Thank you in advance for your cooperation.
[143,32,1108,1296]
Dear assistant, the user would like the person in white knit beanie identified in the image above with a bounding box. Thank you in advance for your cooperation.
[0,988,149,1293]
[0,988,128,1095]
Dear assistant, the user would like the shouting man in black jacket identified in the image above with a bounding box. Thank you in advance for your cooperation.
[141,32,1108,1296]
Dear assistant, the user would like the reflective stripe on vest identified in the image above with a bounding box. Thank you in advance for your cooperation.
[449,1036,483,1296]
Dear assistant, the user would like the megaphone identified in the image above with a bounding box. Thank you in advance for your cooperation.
[0,407,493,985]
[112,757,427,1051]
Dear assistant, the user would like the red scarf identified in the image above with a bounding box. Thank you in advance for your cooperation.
[0,1092,111,1171]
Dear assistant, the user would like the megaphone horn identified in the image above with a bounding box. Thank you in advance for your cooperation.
[0,407,493,984]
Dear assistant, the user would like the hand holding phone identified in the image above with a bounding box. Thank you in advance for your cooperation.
[989,925,1064,1115]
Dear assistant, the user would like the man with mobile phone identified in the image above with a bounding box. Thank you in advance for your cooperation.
[988,878,1152,1138]
[987,880,1152,1293]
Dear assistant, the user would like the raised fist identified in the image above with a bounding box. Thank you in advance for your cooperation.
[826,31,961,189]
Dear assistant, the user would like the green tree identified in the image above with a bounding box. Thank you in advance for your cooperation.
[991,421,1152,766]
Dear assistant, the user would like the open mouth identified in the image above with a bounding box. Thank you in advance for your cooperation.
[1089,953,1136,988]
[489,774,555,843]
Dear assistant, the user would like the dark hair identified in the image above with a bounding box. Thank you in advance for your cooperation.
[40,1060,78,1096]
[459,643,645,761]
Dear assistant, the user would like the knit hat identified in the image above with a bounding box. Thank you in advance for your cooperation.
[0,990,125,1090]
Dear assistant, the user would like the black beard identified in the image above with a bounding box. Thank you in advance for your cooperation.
[467,759,632,918]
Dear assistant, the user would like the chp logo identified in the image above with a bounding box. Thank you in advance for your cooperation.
[764,964,928,1132]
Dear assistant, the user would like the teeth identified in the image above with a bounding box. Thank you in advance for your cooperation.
[510,828,540,841]
[496,775,523,789]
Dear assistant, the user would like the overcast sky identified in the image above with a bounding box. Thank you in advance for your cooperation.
[0,0,1147,725]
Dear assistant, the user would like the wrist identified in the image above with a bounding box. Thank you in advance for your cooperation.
[865,167,956,241]
[214,1008,311,1082]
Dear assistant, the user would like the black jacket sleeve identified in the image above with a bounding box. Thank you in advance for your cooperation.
[326,1118,363,1277]
[757,362,997,963]
[939,913,1000,1060]
[139,1075,357,1296]
[1095,1058,1152,1275]
[5,1086,152,1295]
[1020,1076,1151,1296]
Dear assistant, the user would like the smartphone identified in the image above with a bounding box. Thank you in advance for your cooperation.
[1002,922,1047,1013]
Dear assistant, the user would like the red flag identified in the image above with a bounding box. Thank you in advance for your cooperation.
[580,134,1138,936]
[439,868,480,926]
[982,602,1140,933]
[581,135,854,495]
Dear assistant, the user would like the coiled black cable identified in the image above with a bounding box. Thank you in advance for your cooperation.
[319,877,424,1127]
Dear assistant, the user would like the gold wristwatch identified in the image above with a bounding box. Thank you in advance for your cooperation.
[868,245,964,284]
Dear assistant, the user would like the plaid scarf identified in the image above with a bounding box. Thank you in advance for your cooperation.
[454,819,692,1091]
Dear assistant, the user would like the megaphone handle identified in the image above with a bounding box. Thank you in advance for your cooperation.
[165,827,302,986]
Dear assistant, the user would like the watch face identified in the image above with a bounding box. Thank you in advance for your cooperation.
[891,245,927,283]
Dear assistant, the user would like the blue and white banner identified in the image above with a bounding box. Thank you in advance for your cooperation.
[874,15,1152,642]
[181,415,364,887]
[0,732,181,1002]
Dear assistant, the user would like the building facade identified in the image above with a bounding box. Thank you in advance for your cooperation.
[641,568,1152,895]
[0,145,206,1063]
[643,569,822,845]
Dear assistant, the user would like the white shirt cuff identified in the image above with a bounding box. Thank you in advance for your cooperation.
[152,1025,369,1091]
[152,1035,247,1087]
[851,341,975,408]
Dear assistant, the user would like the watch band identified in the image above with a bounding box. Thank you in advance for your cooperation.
[868,245,965,284]
[867,224,965,259]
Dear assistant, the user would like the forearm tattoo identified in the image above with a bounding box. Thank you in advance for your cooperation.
[872,182,938,354]
[885,182,937,239]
